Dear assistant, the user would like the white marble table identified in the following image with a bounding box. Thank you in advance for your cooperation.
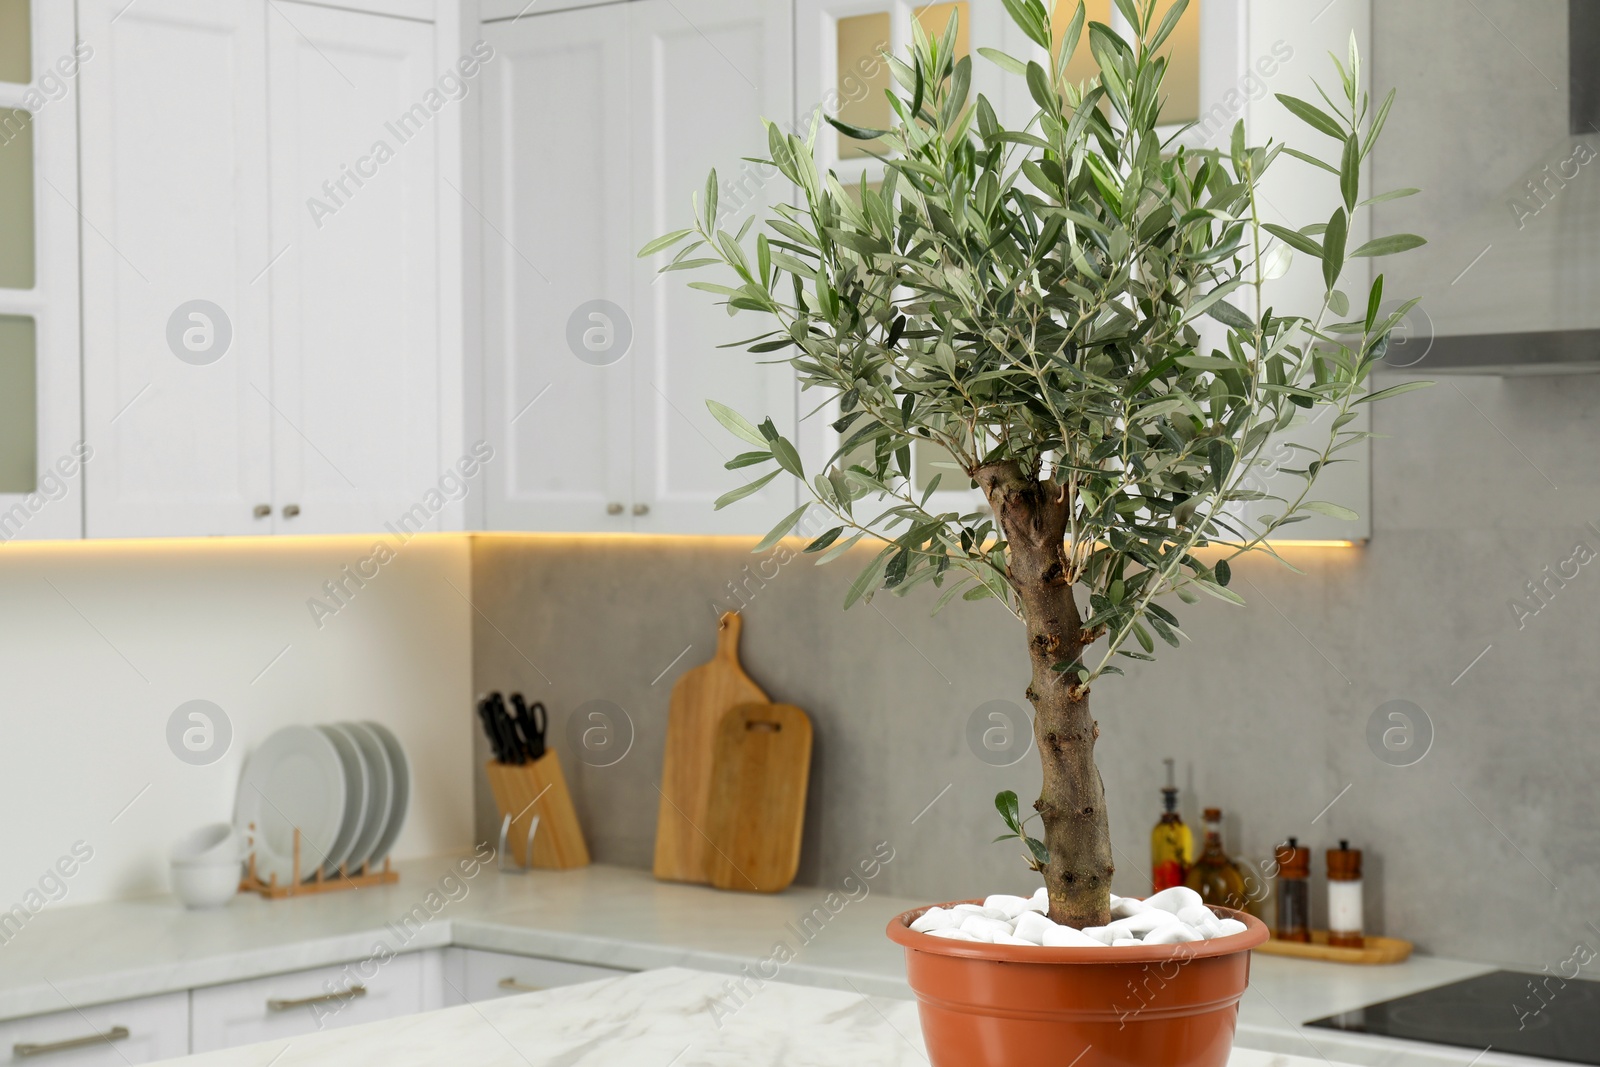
[151,966,1338,1067]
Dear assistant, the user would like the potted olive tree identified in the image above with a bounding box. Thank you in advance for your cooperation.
[645,1,1424,1063]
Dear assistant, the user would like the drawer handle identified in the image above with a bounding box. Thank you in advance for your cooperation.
[267,985,366,1012]
[498,978,546,993]
[15,1026,130,1058]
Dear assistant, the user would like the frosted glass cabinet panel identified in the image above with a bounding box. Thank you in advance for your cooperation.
[914,2,970,57]
[1055,0,1112,89]
[0,0,29,84]
[0,313,36,493]
[836,13,890,158]
[0,110,34,289]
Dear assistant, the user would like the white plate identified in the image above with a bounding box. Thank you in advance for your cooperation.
[361,721,410,866]
[317,724,369,876]
[341,722,393,871]
[234,726,346,885]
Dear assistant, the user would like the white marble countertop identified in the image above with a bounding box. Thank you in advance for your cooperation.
[152,966,1344,1067]
[0,855,1518,1067]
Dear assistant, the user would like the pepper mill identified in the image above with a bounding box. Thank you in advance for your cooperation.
[1327,841,1364,948]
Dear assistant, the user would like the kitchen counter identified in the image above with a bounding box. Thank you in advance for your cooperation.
[150,965,1348,1067]
[1,855,1518,1066]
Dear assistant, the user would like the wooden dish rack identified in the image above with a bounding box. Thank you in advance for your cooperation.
[239,823,399,899]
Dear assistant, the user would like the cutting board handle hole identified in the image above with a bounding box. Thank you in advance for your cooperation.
[747,721,782,733]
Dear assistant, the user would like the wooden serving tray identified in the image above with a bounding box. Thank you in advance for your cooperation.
[1253,931,1413,964]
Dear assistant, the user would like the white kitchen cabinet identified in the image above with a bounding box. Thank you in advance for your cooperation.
[479,1,633,533]
[479,0,799,535]
[188,952,427,1053]
[78,0,454,538]
[265,1,442,535]
[0,992,188,1065]
[625,0,798,535]
[439,947,633,1004]
[78,0,275,538]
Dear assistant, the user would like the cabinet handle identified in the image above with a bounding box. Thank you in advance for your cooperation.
[253,504,271,519]
[606,502,624,516]
[15,1026,130,1057]
[632,503,650,516]
[267,985,366,1012]
[497,977,546,993]
[282,504,301,518]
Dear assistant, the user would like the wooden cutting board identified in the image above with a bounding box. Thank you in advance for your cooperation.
[653,612,768,883]
[704,702,813,893]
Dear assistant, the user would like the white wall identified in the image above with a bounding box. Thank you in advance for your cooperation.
[0,535,474,908]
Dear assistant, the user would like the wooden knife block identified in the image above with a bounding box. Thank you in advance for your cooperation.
[484,750,590,870]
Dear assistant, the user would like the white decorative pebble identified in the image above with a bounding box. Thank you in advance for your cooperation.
[1142,922,1204,945]
[983,894,1036,921]
[1011,910,1054,945]
[1143,886,1205,915]
[1174,905,1223,939]
[1042,924,1108,948]
[917,891,1253,949]
[959,916,1014,942]
[1103,910,1182,940]
[910,907,960,934]
[1110,896,1151,919]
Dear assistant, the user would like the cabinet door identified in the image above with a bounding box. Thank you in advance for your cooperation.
[440,947,633,1004]
[0,991,188,1065]
[628,0,798,535]
[79,0,274,538]
[266,1,442,535]
[480,4,635,532]
[188,952,425,1053]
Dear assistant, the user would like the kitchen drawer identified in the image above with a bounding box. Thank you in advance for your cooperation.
[189,952,426,1053]
[445,948,633,1004]
[0,992,187,1065]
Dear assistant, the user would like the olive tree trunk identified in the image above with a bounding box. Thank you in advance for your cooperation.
[977,460,1114,929]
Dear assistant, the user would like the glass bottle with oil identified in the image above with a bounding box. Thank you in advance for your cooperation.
[1184,807,1248,911]
[1150,758,1192,893]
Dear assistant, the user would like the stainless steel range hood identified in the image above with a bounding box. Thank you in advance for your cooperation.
[1371,0,1600,375]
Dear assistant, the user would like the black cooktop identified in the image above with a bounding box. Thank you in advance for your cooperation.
[1307,969,1600,1065]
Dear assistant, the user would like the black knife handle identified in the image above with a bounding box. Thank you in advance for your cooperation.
[477,698,504,762]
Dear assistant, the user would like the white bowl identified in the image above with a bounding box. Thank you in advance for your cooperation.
[172,823,239,865]
[170,860,241,909]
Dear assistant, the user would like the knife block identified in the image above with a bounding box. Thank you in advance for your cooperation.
[484,750,590,870]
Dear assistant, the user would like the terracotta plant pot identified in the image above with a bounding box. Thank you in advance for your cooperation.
[886,902,1270,1067]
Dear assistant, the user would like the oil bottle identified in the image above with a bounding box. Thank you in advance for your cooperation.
[1150,758,1192,892]
[1184,807,1248,911]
